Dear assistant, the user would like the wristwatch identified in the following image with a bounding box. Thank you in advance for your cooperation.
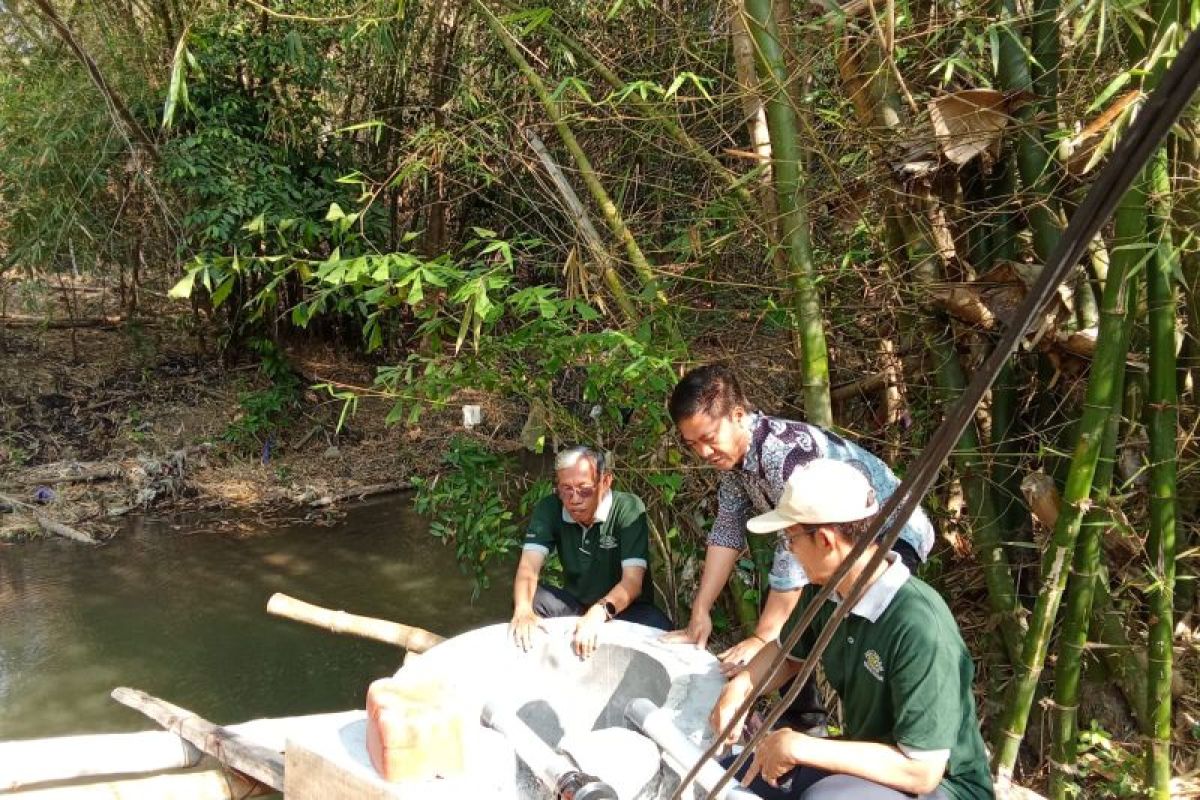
[601,599,618,620]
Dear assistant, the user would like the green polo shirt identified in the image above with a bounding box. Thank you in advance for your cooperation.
[523,490,653,607]
[781,560,994,800]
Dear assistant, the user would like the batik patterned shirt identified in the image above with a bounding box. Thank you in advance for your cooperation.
[709,413,936,590]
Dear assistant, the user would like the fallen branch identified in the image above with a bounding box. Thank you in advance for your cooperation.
[266,592,445,653]
[830,354,923,401]
[110,687,284,790]
[0,493,96,543]
[0,314,127,329]
[21,460,124,485]
[307,480,410,507]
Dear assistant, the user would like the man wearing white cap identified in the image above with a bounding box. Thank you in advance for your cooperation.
[710,460,993,800]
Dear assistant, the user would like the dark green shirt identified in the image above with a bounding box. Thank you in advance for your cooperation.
[524,490,653,606]
[781,561,994,800]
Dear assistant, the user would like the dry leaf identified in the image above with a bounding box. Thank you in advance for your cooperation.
[928,89,1014,166]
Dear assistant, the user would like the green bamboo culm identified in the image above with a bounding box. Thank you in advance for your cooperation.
[991,218,1142,779]
[1144,147,1179,800]
[739,0,832,427]
[469,0,664,304]
[899,211,1026,663]
[1046,215,1141,799]
[993,0,1062,264]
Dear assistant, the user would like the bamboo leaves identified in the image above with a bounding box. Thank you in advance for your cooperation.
[162,26,192,130]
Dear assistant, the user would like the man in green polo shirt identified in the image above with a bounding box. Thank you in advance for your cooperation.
[510,446,672,659]
[710,459,994,800]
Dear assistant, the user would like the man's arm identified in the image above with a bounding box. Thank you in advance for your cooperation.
[662,543,739,648]
[510,548,546,651]
[749,732,947,795]
[710,640,802,745]
[755,587,800,641]
[601,564,645,614]
[573,564,646,659]
[717,586,802,676]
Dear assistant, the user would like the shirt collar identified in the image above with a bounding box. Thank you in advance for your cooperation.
[561,489,614,526]
[738,412,767,474]
[834,555,910,623]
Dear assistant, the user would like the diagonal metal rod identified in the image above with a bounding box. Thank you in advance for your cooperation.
[671,23,1200,800]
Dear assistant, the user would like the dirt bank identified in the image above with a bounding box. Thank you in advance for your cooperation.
[0,279,518,542]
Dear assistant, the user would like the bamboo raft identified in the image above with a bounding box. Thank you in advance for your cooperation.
[0,594,1047,800]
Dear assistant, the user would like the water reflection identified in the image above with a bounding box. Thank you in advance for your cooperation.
[0,494,510,740]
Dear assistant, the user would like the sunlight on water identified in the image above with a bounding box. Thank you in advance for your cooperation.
[0,494,510,740]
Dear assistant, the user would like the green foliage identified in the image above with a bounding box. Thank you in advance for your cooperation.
[222,339,302,453]
[1072,721,1145,797]
[411,437,526,597]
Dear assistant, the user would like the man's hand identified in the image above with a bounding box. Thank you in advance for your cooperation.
[744,729,805,788]
[709,672,753,750]
[509,607,543,652]
[718,635,766,677]
[573,604,607,660]
[661,609,713,649]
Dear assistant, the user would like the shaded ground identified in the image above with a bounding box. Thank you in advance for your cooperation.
[0,277,520,541]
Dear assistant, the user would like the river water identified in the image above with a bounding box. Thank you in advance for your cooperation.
[0,494,511,741]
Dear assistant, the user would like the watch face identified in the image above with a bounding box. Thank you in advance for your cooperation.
[604,601,618,619]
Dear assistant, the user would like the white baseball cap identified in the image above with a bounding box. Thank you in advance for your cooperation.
[746,460,879,533]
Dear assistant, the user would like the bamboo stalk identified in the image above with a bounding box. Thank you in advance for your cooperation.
[0,731,202,791]
[899,207,1026,662]
[1090,570,1150,727]
[266,592,445,652]
[740,0,832,426]
[992,196,1141,777]
[495,0,758,211]
[26,0,159,161]
[110,688,284,790]
[990,360,1032,546]
[1047,262,1137,799]
[521,128,638,326]
[1139,0,1181,789]
[2,768,270,800]
[928,326,1027,663]
[1144,149,1179,800]
[993,0,1062,264]
[469,0,662,302]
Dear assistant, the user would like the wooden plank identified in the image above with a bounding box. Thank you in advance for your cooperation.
[110,688,285,790]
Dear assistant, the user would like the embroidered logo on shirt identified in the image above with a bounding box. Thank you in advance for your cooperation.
[863,649,885,682]
[598,531,619,550]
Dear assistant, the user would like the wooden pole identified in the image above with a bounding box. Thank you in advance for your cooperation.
[0,731,202,791]
[2,768,270,800]
[110,688,284,790]
[266,593,446,653]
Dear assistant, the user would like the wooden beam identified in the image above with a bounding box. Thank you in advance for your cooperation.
[110,688,284,790]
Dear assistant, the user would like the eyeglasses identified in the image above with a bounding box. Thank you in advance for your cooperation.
[777,525,816,547]
[557,484,597,500]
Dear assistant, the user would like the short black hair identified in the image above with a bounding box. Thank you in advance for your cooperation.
[668,364,750,424]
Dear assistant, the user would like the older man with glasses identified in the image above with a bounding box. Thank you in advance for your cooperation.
[509,445,673,659]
